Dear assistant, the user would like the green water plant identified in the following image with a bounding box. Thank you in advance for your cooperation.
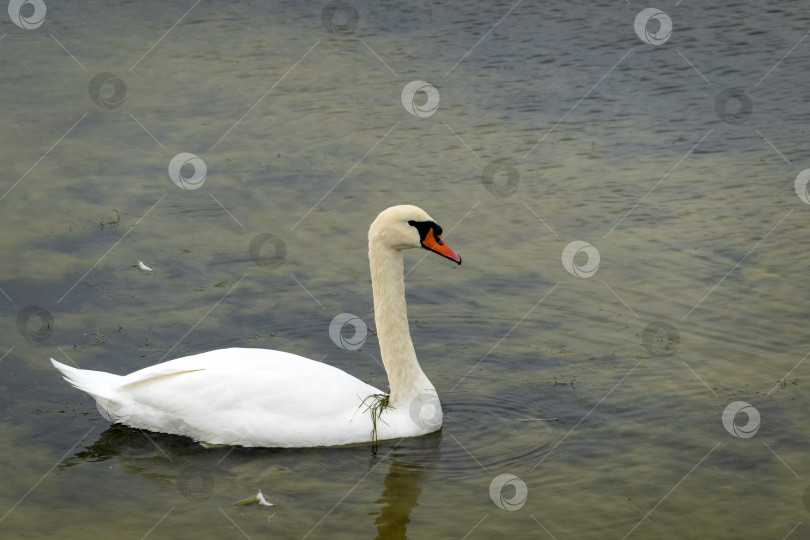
[357,392,391,446]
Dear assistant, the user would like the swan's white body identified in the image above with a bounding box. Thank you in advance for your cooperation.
[51,205,461,448]
[52,348,404,447]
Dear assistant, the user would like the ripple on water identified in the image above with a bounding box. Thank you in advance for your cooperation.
[430,389,560,477]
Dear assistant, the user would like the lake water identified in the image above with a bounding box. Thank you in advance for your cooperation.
[2,0,810,538]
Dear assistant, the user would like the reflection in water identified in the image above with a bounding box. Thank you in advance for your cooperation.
[373,432,441,540]
[374,460,420,540]
[60,423,444,538]
[60,424,205,468]
[63,424,444,539]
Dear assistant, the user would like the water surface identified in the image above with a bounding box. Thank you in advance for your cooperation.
[2,1,810,538]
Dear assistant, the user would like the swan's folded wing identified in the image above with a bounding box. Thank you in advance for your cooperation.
[121,359,377,417]
[120,368,206,389]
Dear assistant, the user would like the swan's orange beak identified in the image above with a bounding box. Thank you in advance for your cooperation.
[422,228,462,264]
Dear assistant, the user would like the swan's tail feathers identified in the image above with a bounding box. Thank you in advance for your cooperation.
[50,359,126,423]
[50,359,121,395]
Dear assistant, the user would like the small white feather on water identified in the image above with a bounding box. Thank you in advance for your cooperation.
[137,260,154,272]
[256,490,274,506]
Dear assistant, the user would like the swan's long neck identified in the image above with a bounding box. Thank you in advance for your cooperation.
[369,241,435,408]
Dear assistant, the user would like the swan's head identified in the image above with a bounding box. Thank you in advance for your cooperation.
[369,205,461,264]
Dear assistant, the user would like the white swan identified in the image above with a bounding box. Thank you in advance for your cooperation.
[51,205,461,448]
